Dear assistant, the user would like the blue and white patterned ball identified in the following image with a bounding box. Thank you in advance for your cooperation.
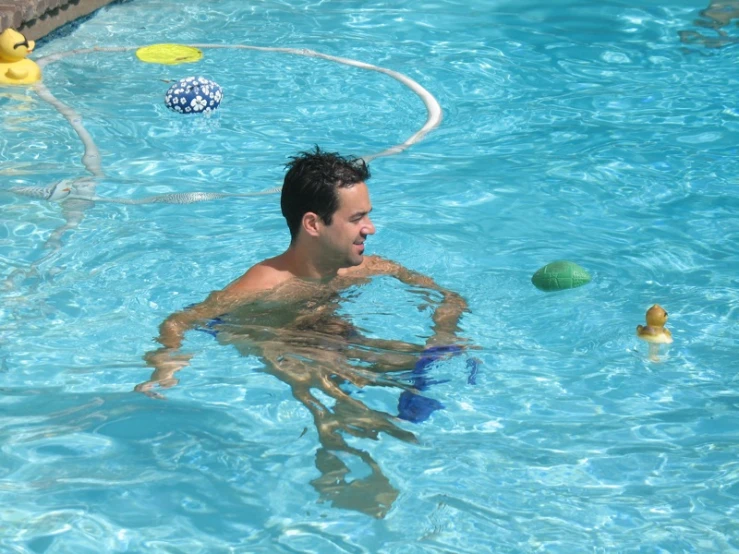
[164,77,223,114]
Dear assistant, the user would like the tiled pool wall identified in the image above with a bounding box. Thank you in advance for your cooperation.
[0,0,118,41]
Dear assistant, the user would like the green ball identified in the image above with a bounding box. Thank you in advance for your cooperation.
[531,260,591,292]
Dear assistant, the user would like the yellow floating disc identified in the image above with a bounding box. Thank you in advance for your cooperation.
[135,44,203,65]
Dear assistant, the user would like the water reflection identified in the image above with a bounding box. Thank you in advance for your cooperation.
[679,1,739,48]
[139,282,470,518]
[219,306,428,519]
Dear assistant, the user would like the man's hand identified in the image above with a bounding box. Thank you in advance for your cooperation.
[363,256,471,349]
[134,348,193,398]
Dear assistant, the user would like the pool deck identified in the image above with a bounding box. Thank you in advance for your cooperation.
[0,0,118,41]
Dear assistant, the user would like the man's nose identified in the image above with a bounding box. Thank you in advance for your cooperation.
[363,218,376,236]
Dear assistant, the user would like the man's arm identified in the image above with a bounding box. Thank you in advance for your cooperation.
[135,289,242,396]
[364,256,469,348]
[136,262,288,396]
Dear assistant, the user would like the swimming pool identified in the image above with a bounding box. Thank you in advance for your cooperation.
[1,0,738,551]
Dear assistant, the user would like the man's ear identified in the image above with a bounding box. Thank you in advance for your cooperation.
[301,212,322,237]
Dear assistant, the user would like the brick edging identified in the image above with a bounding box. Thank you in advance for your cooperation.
[0,0,119,42]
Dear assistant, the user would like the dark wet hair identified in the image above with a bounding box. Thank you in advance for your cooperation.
[281,146,371,241]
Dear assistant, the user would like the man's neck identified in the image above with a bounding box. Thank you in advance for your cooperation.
[281,244,339,283]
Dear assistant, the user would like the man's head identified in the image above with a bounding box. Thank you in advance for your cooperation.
[281,146,371,241]
[281,147,375,269]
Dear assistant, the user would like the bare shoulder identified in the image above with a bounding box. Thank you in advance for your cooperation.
[340,255,402,277]
[348,255,439,289]
[364,255,402,274]
[361,255,427,281]
[224,258,293,295]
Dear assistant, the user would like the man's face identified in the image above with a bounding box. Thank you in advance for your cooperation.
[319,182,375,268]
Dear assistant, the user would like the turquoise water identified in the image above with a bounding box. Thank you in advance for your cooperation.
[2,0,738,551]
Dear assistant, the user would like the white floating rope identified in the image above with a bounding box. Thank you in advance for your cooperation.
[24,44,442,205]
[4,44,442,288]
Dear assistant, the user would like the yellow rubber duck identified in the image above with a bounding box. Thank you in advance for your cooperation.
[636,304,673,344]
[636,304,673,361]
[0,29,41,85]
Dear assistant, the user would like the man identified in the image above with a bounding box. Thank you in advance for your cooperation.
[136,147,470,517]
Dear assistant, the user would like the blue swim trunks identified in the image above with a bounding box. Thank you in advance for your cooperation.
[397,345,480,423]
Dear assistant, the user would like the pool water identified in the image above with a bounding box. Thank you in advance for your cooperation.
[2,0,738,551]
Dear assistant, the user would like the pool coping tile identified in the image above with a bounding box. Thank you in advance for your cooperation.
[0,0,119,41]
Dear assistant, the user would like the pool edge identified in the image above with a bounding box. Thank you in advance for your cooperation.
[0,0,119,41]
